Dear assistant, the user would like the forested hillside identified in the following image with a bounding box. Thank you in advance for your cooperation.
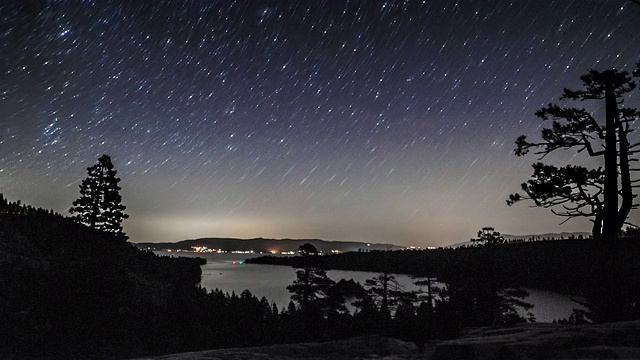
[0,213,205,359]
[248,239,640,297]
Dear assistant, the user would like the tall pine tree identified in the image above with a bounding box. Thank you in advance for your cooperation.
[509,69,640,240]
[70,154,129,240]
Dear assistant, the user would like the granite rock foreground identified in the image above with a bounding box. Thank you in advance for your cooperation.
[434,320,640,360]
[131,336,420,360]
[132,321,640,360]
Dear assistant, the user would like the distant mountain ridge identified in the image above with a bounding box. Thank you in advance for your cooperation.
[135,237,404,253]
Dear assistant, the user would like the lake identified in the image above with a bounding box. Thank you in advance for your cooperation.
[157,251,583,322]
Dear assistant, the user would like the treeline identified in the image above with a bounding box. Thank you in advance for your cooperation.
[0,193,62,217]
[248,239,640,292]
[248,239,640,323]
[273,244,533,346]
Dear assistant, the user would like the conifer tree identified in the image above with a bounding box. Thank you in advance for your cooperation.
[471,227,505,246]
[509,69,640,239]
[363,272,406,315]
[287,244,335,311]
[70,154,129,239]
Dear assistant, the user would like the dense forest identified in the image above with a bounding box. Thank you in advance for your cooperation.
[0,194,62,217]
[0,211,204,359]
[246,237,640,295]
[1,197,539,359]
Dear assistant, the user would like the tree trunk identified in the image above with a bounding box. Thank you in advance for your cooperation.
[617,123,632,232]
[592,208,603,239]
[381,273,389,313]
[602,82,619,240]
[303,267,310,307]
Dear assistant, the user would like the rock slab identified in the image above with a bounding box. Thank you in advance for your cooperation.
[131,335,420,360]
[434,320,640,360]
[133,321,640,360]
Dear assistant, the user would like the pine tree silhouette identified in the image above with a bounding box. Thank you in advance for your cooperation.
[70,154,129,240]
[510,69,640,239]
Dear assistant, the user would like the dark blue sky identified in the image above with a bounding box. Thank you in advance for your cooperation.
[2,0,639,246]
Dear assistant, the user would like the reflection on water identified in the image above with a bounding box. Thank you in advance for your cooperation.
[157,251,583,322]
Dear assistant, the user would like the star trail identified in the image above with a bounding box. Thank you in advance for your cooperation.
[2,0,640,246]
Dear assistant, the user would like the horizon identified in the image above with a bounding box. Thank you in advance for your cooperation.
[3,1,640,247]
[135,230,593,248]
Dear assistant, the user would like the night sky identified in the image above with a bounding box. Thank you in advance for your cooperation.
[2,1,640,247]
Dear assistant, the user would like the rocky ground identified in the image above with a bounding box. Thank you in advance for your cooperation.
[132,321,640,360]
[434,320,640,359]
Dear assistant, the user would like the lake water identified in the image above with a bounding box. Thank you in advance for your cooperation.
[157,251,583,322]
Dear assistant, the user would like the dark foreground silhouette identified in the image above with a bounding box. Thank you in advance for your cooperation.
[3,202,639,359]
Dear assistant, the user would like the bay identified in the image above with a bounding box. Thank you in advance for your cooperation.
[157,251,583,322]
